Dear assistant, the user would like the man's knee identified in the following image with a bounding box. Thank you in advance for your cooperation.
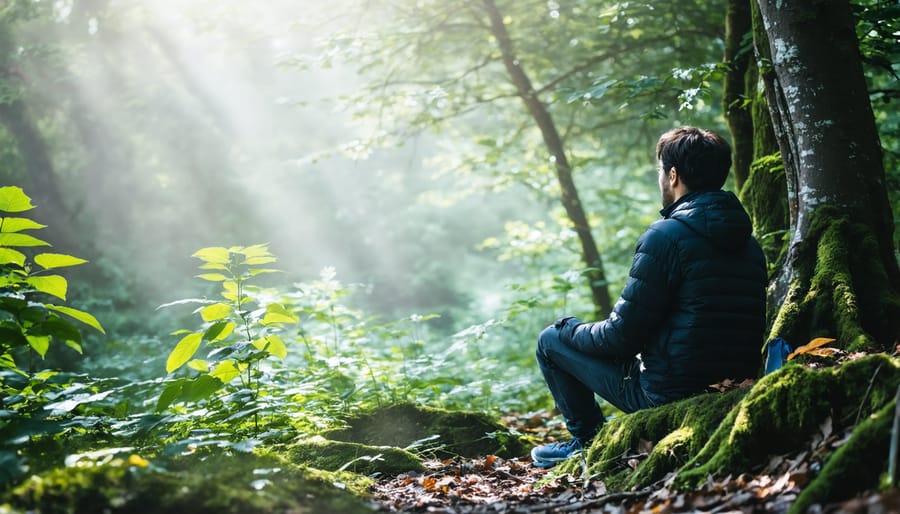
[536,325,561,358]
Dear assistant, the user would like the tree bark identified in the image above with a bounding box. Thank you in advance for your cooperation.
[723,0,753,190]
[481,0,612,318]
[757,0,900,349]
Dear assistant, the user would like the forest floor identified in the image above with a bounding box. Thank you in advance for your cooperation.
[368,411,900,513]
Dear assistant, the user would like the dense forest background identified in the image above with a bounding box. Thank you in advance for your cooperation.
[0,0,898,512]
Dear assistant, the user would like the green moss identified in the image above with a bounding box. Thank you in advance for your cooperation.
[789,401,894,514]
[2,451,374,514]
[278,435,424,476]
[831,355,900,424]
[676,365,833,487]
[570,355,900,500]
[739,153,788,277]
[558,389,747,490]
[769,207,900,352]
[323,403,528,458]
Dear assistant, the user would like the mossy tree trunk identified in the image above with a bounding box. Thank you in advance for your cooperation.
[756,0,900,350]
[729,0,787,297]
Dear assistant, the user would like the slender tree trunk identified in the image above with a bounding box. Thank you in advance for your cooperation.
[0,99,79,253]
[757,0,900,349]
[723,0,753,190]
[481,0,612,318]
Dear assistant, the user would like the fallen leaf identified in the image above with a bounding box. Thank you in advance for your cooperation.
[787,337,837,360]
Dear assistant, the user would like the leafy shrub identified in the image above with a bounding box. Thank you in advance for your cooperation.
[0,186,105,484]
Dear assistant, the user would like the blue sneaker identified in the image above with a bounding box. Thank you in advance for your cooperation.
[530,438,584,468]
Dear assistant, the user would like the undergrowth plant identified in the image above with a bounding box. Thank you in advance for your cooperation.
[153,244,550,450]
[158,245,297,435]
[0,186,106,484]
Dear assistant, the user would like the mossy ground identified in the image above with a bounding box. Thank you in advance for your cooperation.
[277,435,425,475]
[324,402,529,459]
[560,354,900,510]
[1,450,374,514]
[0,403,527,513]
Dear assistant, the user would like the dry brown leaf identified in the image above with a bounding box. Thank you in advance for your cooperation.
[787,337,837,360]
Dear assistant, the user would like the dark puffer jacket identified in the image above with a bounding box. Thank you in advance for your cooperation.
[557,190,767,402]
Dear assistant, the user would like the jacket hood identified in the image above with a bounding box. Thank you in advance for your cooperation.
[661,191,753,251]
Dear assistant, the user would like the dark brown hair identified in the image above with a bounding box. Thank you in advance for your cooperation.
[656,127,731,191]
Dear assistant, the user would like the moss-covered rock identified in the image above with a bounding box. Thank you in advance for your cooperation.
[1,450,374,514]
[323,403,528,458]
[277,435,424,475]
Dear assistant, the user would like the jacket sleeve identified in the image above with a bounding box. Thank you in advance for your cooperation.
[557,225,679,358]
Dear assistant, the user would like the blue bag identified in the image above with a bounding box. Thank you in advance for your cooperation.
[763,337,792,374]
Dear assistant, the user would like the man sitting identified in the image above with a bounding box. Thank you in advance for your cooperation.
[531,127,767,468]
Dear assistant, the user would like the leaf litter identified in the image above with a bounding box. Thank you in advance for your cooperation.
[369,397,900,513]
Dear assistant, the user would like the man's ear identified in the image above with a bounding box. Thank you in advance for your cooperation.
[668,167,679,186]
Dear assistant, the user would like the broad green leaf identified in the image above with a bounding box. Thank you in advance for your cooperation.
[203,321,235,342]
[33,315,82,342]
[249,268,280,276]
[27,335,50,358]
[192,247,231,264]
[44,305,106,334]
[183,375,223,401]
[0,217,46,233]
[0,248,25,266]
[209,360,241,383]
[221,281,239,302]
[264,334,287,359]
[252,335,287,359]
[0,352,17,372]
[245,256,277,265]
[64,340,83,354]
[196,273,228,282]
[27,275,67,300]
[187,359,209,372]
[0,187,34,213]
[261,304,298,325]
[199,262,228,271]
[0,233,50,247]
[156,380,186,411]
[166,332,203,373]
[239,244,270,259]
[34,253,88,270]
[200,303,231,322]
[0,326,27,347]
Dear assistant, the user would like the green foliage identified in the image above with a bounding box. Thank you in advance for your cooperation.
[0,186,109,485]
[0,186,103,369]
[149,245,548,454]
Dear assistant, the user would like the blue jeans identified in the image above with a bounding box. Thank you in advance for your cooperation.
[536,325,655,441]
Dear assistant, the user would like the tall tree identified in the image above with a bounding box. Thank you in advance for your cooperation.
[326,0,727,318]
[756,0,900,349]
[481,0,610,316]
